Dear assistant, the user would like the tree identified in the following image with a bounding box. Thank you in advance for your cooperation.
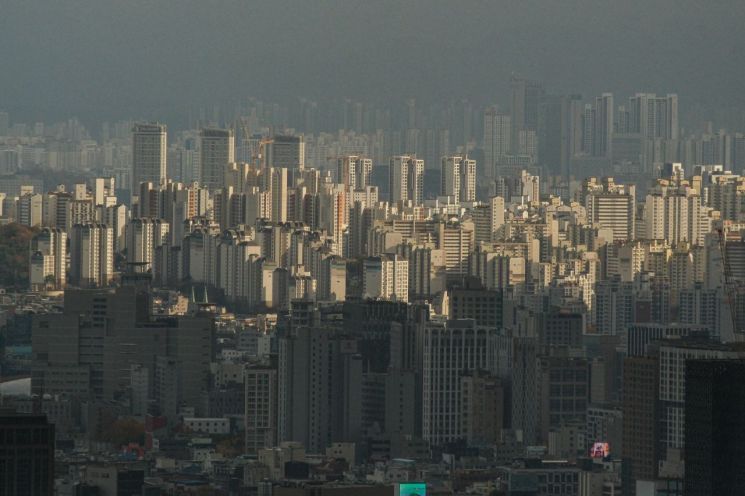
[0,223,37,288]
[100,417,145,447]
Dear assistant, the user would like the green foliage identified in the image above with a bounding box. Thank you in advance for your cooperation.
[0,223,37,288]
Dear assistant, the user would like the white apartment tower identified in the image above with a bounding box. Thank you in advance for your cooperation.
[441,156,477,203]
[336,155,372,189]
[389,155,424,204]
[70,223,115,288]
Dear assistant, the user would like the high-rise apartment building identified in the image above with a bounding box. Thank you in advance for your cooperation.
[269,167,289,223]
[336,155,372,189]
[441,156,477,203]
[131,123,167,194]
[126,218,170,275]
[362,255,409,302]
[199,128,234,191]
[584,177,636,242]
[643,184,707,245]
[29,227,67,291]
[628,93,679,140]
[16,192,42,227]
[389,155,424,204]
[69,223,115,288]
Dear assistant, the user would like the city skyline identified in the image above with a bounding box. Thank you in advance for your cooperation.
[2,1,745,494]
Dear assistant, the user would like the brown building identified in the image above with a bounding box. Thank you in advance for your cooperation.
[461,371,504,445]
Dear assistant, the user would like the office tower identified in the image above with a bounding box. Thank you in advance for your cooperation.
[263,135,305,171]
[655,340,741,467]
[389,155,424,204]
[32,286,214,411]
[336,155,372,189]
[422,319,494,445]
[483,107,511,177]
[131,123,167,194]
[362,255,409,302]
[69,223,115,288]
[684,359,745,496]
[593,93,614,158]
[626,93,679,144]
[245,364,278,455]
[126,218,170,275]
[448,284,503,328]
[0,413,54,496]
[622,356,659,494]
[199,128,235,191]
[16,192,42,227]
[537,94,583,177]
[584,177,635,242]
[29,227,67,291]
[278,325,362,453]
[536,354,589,443]
[510,75,544,149]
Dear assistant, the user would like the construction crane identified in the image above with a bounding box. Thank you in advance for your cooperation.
[718,227,742,336]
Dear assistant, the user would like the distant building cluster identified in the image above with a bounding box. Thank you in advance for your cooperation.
[2,81,745,495]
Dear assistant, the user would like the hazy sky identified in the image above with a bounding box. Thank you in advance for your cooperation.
[2,0,744,127]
